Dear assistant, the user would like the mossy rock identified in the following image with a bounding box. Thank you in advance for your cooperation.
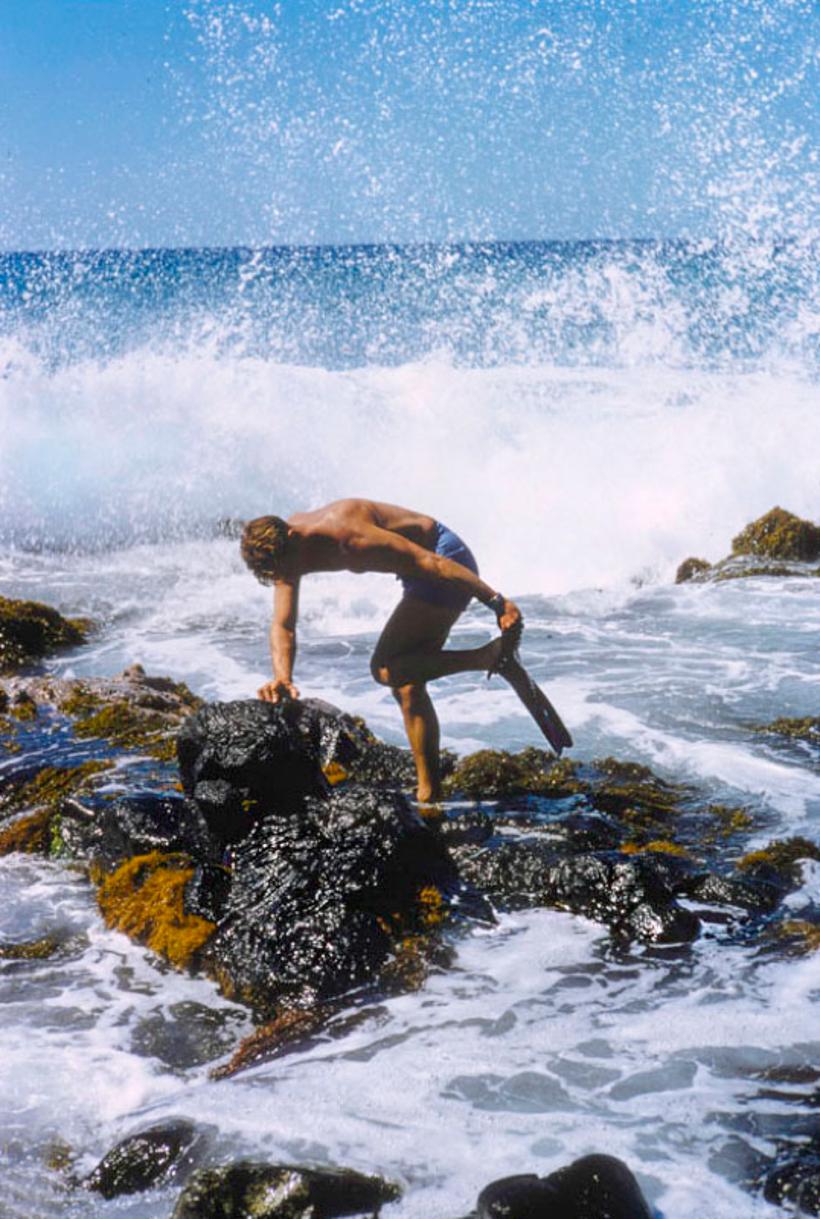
[96,852,216,971]
[702,804,755,841]
[71,700,182,761]
[444,748,580,799]
[737,836,820,886]
[621,839,692,858]
[676,557,712,584]
[0,761,112,818]
[172,1162,401,1219]
[772,920,820,955]
[0,808,54,855]
[0,935,60,960]
[752,717,820,744]
[0,596,89,673]
[732,507,820,563]
[593,757,657,783]
[590,761,683,828]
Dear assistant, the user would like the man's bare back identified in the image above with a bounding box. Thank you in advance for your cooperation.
[241,499,522,802]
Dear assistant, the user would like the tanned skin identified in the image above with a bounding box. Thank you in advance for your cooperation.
[257,498,522,803]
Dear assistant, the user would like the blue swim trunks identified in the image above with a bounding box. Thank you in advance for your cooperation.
[400,521,479,611]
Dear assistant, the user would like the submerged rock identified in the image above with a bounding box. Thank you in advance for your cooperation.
[172,1162,400,1219]
[0,595,89,673]
[763,1138,820,1215]
[752,716,820,747]
[84,1119,202,1199]
[737,836,820,888]
[476,1153,653,1219]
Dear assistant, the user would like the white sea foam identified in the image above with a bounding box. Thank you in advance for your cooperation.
[1,345,818,596]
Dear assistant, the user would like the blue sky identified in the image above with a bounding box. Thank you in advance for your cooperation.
[1,0,816,248]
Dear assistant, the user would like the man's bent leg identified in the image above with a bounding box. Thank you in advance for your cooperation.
[393,682,441,802]
[371,598,464,803]
[371,598,500,691]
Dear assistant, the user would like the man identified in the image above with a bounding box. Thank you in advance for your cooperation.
[240,499,522,803]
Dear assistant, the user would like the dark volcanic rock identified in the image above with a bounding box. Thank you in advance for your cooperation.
[476,1154,653,1218]
[59,794,219,870]
[177,700,328,831]
[212,784,459,1013]
[172,1161,400,1219]
[763,1137,820,1215]
[84,1119,202,1199]
[453,839,699,943]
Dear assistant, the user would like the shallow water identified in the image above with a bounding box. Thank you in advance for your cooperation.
[2,548,818,1217]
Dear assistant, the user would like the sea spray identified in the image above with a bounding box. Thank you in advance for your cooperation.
[1,240,818,590]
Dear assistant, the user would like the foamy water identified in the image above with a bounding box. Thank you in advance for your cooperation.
[1,237,818,1216]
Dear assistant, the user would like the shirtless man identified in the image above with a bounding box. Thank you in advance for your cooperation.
[240,499,522,803]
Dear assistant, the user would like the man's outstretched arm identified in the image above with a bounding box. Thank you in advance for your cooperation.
[344,526,522,631]
[258,577,301,703]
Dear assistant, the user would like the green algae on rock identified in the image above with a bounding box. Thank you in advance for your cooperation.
[771,920,820,955]
[0,761,113,858]
[0,666,204,766]
[737,837,820,886]
[673,507,820,584]
[0,935,61,960]
[96,852,217,972]
[0,596,90,673]
[732,507,820,563]
[675,557,712,583]
[0,809,55,856]
[752,717,820,744]
[443,747,581,799]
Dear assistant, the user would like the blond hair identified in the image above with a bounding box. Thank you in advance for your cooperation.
[240,515,289,583]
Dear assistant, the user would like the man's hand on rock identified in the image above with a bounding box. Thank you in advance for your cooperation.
[258,679,300,703]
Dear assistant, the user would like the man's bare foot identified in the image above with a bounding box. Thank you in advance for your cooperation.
[416,797,445,827]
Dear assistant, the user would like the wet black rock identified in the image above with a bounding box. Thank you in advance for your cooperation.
[763,1138,820,1215]
[172,1161,401,1219]
[184,861,233,923]
[681,870,780,913]
[177,700,328,832]
[453,839,699,943]
[212,783,459,1013]
[84,1119,202,1199]
[476,1154,653,1218]
[59,793,219,870]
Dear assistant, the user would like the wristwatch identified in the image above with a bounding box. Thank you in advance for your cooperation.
[487,592,506,617]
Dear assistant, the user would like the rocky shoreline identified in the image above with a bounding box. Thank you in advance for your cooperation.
[1,506,818,1217]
